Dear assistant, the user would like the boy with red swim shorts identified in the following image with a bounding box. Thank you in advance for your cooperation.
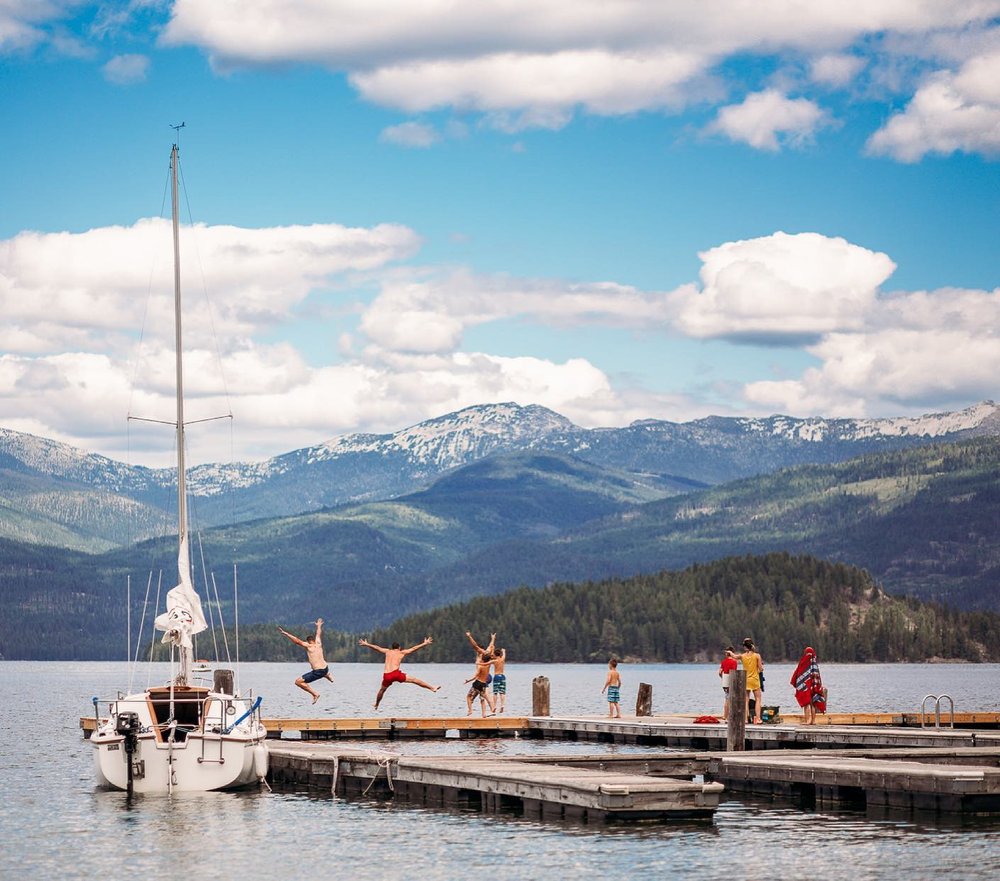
[358,636,441,710]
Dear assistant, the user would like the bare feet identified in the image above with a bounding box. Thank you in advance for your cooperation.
[433,685,441,692]
[311,693,320,705]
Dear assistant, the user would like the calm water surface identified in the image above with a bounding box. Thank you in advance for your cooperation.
[2,661,999,880]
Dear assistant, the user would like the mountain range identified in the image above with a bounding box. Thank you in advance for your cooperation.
[1,428,998,659]
[2,399,998,552]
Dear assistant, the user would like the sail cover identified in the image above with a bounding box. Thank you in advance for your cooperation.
[154,536,208,648]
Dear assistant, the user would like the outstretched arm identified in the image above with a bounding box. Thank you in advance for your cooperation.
[314,618,323,642]
[358,637,388,655]
[465,631,486,655]
[278,627,307,648]
[403,636,433,656]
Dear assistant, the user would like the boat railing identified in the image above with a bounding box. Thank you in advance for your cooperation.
[92,693,258,741]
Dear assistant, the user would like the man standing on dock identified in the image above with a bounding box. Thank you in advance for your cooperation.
[359,636,441,710]
[278,618,333,705]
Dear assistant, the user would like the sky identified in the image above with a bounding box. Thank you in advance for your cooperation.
[2,1,999,467]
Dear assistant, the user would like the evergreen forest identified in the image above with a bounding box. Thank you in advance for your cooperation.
[223,553,997,665]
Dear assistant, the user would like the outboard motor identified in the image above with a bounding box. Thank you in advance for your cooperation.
[115,712,142,795]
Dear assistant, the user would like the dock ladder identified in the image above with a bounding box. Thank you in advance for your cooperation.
[920,693,955,729]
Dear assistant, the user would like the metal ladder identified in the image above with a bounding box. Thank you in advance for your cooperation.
[920,693,955,729]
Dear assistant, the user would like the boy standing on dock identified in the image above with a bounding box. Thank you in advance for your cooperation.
[277,618,334,705]
[602,658,622,718]
[718,646,738,720]
[358,636,441,710]
[491,646,507,714]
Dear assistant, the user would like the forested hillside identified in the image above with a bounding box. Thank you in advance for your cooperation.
[355,554,998,663]
[134,554,1000,665]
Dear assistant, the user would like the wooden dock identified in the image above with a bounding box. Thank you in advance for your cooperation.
[267,741,723,821]
[707,748,1000,814]
[80,712,1000,749]
[529,716,1000,749]
[267,741,1000,818]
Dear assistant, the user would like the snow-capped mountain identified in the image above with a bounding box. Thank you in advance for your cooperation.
[1,400,997,549]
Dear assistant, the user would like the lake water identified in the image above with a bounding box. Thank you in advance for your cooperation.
[3,661,999,880]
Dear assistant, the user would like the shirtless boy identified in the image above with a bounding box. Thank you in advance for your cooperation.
[278,618,333,705]
[490,647,507,714]
[358,636,441,710]
[465,651,496,716]
[602,658,622,718]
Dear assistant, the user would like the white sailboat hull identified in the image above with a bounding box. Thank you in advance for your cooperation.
[91,688,269,793]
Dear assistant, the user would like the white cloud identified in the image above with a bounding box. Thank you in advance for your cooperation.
[351,49,708,125]
[671,232,896,343]
[810,53,865,87]
[102,52,149,84]
[161,1,1000,135]
[379,121,441,148]
[867,51,1000,161]
[0,1,50,52]
[357,269,673,354]
[0,219,421,353]
[708,89,829,151]
[744,286,1000,415]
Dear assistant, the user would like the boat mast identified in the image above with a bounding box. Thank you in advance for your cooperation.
[170,140,193,686]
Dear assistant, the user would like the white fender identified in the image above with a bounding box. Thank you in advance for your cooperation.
[253,744,270,779]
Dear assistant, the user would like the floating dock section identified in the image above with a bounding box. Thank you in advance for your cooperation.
[708,747,1000,814]
[267,741,723,821]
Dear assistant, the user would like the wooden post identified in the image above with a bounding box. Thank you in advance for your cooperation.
[214,668,234,695]
[635,682,653,717]
[727,669,746,751]
[532,676,550,717]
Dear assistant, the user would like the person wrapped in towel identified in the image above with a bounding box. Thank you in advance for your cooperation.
[791,646,826,725]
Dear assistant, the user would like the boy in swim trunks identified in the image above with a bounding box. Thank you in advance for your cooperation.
[278,618,333,705]
[491,646,507,714]
[465,651,496,716]
[602,658,622,718]
[358,635,441,710]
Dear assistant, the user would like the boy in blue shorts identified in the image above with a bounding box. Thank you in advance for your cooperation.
[278,618,333,704]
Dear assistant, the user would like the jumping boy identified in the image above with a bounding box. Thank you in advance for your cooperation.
[277,618,334,705]
[358,636,441,710]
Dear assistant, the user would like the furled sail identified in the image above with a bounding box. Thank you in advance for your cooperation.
[154,535,207,648]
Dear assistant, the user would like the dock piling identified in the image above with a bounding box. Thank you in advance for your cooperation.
[532,676,551,717]
[635,683,653,717]
[727,669,747,751]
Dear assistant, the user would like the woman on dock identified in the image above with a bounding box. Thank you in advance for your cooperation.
[791,646,826,724]
[740,638,764,724]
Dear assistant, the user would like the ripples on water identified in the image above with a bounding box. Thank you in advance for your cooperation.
[3,661,999,879]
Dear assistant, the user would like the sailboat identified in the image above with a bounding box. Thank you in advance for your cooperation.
[90,140,269,793]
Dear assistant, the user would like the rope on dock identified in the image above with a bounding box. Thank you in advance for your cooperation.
[362,754,395,796]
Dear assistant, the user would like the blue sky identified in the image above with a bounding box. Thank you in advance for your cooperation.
[2,2,999,465]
